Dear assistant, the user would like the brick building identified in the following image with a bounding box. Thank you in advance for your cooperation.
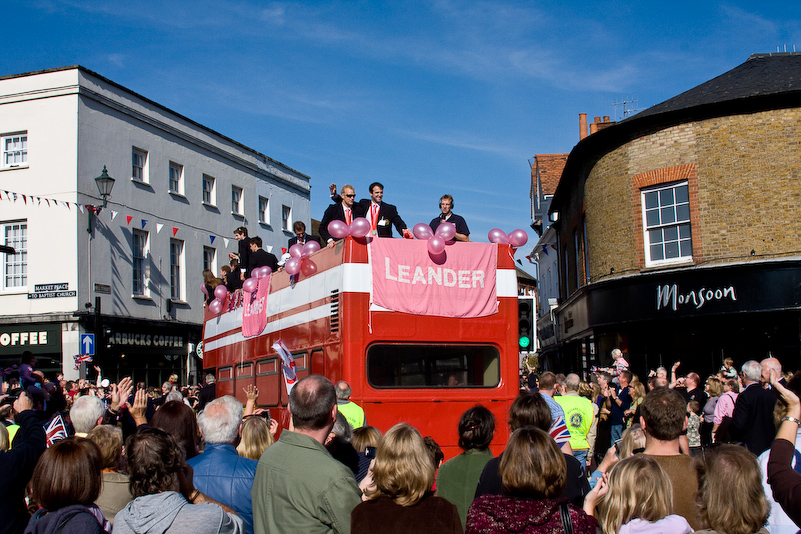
[547,53,801,376]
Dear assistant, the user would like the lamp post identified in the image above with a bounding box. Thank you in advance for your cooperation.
[87,166,116,234]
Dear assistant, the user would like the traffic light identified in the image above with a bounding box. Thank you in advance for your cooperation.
[518,298,534,349]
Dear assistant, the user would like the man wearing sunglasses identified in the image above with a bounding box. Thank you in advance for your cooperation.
[319,184,366,247]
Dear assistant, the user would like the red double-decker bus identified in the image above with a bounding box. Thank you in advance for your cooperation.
[202,237,520,458]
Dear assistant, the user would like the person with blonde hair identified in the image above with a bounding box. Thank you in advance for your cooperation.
[467,427,596,534]
[352,423,462,534]
[87,424,132,524]
[584,455,692,534]
[695,444,769,534]
[236,415,274,460]
[351,425,382,454]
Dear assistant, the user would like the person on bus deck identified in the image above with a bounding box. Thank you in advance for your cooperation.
[229,226,250,274]
[336,381,365,429]
[287,221,321,249]
[429,194,470,241]
[320,184,366,247]
[245,237,278,279]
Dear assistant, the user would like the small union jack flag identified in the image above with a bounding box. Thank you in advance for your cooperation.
[44,414,67,447]
[73,354,93,370]
[272,340,297,395]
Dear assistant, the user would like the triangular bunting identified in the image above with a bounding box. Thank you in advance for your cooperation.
[126,215,133,225]
[266,245,273,253]
[210,235,216,244]
[141,220,147,229]
[22,195,27,205]
[156,224,164,234]
[223,238,230,247]
[78,204,85,214]
[111,211,118,221]
[172,227,179,237]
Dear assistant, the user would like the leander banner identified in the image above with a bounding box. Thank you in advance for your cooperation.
[370,239,498,318]
[242,275,271,337]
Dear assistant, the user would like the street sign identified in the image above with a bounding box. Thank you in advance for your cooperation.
[80,333,95,356]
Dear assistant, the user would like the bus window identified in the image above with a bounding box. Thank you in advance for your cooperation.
[366,344,500,388]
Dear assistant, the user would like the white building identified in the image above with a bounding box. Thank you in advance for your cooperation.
[0,66,311,384]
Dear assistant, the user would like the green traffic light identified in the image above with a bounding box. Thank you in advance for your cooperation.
[519,336,531,348]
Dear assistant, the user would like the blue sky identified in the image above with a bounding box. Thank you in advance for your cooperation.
[5,1,799,277]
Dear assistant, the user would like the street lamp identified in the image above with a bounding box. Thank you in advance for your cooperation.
[87,166,116,233]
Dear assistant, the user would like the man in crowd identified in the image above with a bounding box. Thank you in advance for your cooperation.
[731,359,777,455]
[555,373,594,469]
[196,373,216,411]
[682,372,706,414]
[288,221,321,249]
[640,387,700,529]
[246,236,278,278]
[335,380,364,429]
[536,371,565,423]
[252,375,361,534]
[189,396,257,534]
[70,394,107,437]
[604,369,632,444]
[320,184,366,247]
[429,194,470,241]
[229,226,251,271]
[357,182,410,238]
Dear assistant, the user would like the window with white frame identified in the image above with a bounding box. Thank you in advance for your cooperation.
[169,162,183,194]
[203,246,216,272]
[2,221,27,290]
[642,181,692,266]
[2,133,28,169]
[281,205,291,231]
[132,230,148,296]
[232,186,243,215]
[202,175,215,205]
[132,148,148,182]
[259,196,269,224]
[170,239,184,300]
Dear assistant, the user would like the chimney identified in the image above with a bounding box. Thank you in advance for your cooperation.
[603,116,610,122]
[579,113,588,140]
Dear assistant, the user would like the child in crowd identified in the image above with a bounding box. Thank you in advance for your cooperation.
[583,455,693,534]
[720,357,737,380]
[686,400,702,457]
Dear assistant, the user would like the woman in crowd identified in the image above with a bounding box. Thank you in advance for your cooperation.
[696,444,769,534]
[88,424,132,524]
[588,424,645,489]
[767,370,801,528]
[624,377,646,428]
[114,428,243,534]
[467,426,596,534]
[583,455,692,534]
[352,425,383,454]
[701,377,722,447]
[25,437,111,534]
[352,423,463,534]
[237,415,274,460]
[151,399,200,459]
[712,379,739,442]
[436,405,495,528]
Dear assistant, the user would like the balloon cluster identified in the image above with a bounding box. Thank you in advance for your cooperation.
[208,266,273,315]
[488,229,528,248]
[327,217,372,240]
[413,222,456,254]
[284,240,321,277]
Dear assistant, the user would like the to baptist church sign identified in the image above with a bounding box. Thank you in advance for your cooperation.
[656,283,737,312]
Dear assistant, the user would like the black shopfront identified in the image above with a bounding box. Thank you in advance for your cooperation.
[549,260,801,379]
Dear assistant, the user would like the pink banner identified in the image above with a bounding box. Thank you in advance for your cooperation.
[370,239,498,317]
[242,275,271,337]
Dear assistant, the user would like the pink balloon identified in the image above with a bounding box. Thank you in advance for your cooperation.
[413,223,433,240]
[427,235,446,255]
[328,220,350,239]
[256,266,272,278]
[435,222,456,242]
[200,282,208,296]
[243,277,258,293]
[285,257,301,276]
[488,228,509,244]
[301,240,321,258]
[508,229,529,248]
[209,299,223,315]
[301,260,318,277]
[213,284,228,300]
[350,217,372,238]
[289,244,303,258]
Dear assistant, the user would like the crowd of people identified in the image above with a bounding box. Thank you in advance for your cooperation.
[1,351,800,534]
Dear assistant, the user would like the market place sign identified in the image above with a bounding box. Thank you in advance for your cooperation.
[28,283,76,299]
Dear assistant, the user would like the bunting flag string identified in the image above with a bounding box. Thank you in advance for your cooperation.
[0,187,242,254]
